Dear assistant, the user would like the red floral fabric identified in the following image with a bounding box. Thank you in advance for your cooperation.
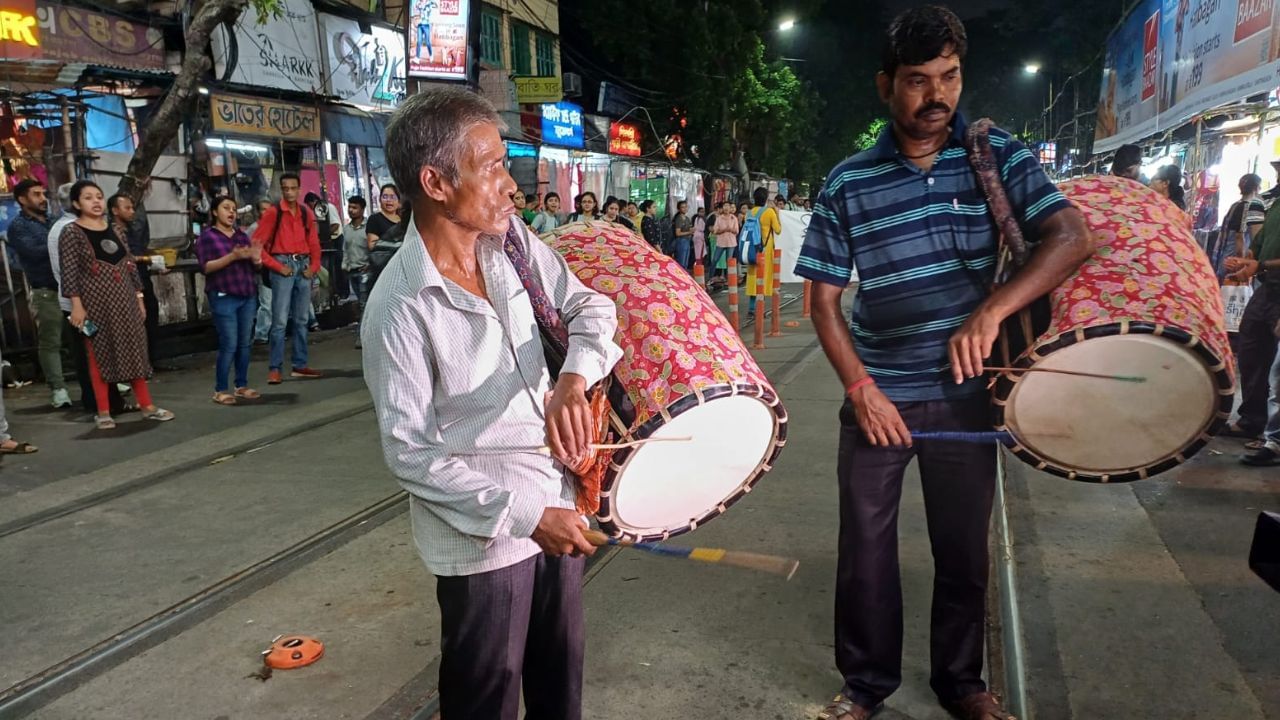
[543,221,771,429]
[1049,176,1231,370]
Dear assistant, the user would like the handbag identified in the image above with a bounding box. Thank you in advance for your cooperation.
[1222,283,1252,334]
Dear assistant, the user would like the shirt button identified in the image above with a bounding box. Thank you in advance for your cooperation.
[927,177,935,186]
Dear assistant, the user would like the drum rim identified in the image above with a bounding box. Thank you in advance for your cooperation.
[991,319,1234,483]
[594,381,788,542]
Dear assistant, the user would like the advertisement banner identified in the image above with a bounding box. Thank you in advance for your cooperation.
[320,14,406,110]
[407,0,469,80]
[609,121,643,157]
[0,0,39,60]
[1095,0,1280,152]
[211,0,322,92]
[514,76,563,104]
[36,2,166,69]
[541,101,583,148]
[211,92,321,143]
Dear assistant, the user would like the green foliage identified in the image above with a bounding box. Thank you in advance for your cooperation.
[249,0,282,24]
[854,118,887,151]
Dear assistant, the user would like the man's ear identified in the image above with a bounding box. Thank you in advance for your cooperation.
[875,71,892,104]
[418,166,451,203]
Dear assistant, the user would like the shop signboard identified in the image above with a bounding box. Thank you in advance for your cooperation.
[320,14,406,110]
[212,0,323,93]
[34,1,165,69]
[1095,0,1280,152]
[609,121,642,157]
[0,0,38,60]
[211,92,321,143]
[407,0,470,81]
[514,76,563,104]
[541,101,583,148]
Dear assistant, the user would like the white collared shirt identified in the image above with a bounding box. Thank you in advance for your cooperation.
[361,216,622,576]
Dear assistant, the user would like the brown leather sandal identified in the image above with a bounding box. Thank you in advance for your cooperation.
[946,691,1015,720]
[817,693,875,720]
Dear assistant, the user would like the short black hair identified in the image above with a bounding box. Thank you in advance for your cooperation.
[348,196,367,208]
[1240,174,1263,196]
[753,186,769,206]
[1112,144,1143,175]
[380,183,399,198]
[639,200,655,213]
[303,192,321,206]
[108,193,131,213]
[544,191,560,202]
[881,5,967,78]
[12,178,42,199]
[279,172,301,186]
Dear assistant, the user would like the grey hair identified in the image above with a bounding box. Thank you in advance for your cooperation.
[385,87,503,203]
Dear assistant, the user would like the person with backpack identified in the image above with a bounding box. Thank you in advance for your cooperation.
[252,173,324,385]
[743,187,782,317]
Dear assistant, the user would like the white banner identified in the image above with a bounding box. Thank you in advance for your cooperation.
[320,14,406,110]
[212,0,323,93]
[777,208,859,285]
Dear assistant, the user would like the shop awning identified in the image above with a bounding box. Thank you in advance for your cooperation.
[322,106,386,148]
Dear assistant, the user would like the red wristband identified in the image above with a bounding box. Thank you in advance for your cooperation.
[845,377,875,397]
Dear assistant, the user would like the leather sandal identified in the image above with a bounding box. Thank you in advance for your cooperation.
[946,691,1015,720]
[817,693,875,720]
[212,392,237,406]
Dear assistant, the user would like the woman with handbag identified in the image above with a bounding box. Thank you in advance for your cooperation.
[60,181,174,430]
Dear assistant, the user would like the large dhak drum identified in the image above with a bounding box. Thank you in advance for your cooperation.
[993,175,1235,482]
[542,221,788,541]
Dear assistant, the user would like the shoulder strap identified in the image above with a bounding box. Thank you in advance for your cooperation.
[964,118,1029,280]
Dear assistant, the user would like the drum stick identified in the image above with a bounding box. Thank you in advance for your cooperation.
[530,436,694,455]
[984,366,1146,383]
[582,529,800,581]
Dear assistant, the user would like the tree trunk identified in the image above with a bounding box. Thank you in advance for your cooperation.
[117,0,250,204]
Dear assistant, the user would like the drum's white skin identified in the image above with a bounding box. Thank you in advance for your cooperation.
[612,395,776,532]
[1005,335,1214,473]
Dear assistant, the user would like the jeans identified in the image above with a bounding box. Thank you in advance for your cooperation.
[210,292,256,392]
[254,281,272,342]
[1236,283,1280,431]
[139,271,160,365]
[30,288,67,391]
[674,237,692,271]
[268,256,312,371]
[348,270,370,305]
[417,24,431,57]
[711,246,733,279]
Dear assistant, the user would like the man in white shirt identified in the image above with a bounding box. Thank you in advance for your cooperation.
[361,88,622,720]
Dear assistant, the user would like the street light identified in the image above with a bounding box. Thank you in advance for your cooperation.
[1024,63,1041,75]
[778,19,796,31]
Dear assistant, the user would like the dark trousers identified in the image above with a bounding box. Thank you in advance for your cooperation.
[435,553,585,720]
[1236,282,1280,431]
[835,396,996,708]
[66,312,122,414]
[139,270,160,366]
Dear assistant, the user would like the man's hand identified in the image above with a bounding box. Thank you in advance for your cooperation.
[948,306,1003,384]
[278,266,295,277]
[531,508,596,557]
[303,267,318,279]
[544,373,592,466]
[1226,257,1259,283]
[849,383,912,447]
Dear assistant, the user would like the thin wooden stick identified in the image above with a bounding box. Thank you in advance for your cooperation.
[582,529,800,580]
[533,436,693,454]
[984,366,1146,383]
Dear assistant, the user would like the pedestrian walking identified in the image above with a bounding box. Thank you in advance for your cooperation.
[362,87,622,720]
[342,196,371,305]
[7,179,72,408]
[196,196,262,406]
[60,180,176,430]
[531,192,563,233]
[0,348,38,455]
[796,7,1091,719]
[366,184,403,248]
[252,173,324,385]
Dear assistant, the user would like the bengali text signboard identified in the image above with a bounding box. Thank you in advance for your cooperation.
[514,76,563,104]
[609,121,642,156]
[211,92,321,143]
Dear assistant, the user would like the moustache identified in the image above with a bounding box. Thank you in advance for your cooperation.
[916,103,951,119]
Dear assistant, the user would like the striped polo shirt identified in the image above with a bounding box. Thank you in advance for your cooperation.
[796,114,1072,402]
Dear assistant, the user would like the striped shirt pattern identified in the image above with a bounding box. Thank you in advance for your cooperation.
[797,115,1073,401]
[361,216,622,576]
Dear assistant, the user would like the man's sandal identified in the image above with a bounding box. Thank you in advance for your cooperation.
[817,693,875,720]
[946,691,1016,720]
[234,387,261,400]
[212,392,237,406]
[0,440,37,454]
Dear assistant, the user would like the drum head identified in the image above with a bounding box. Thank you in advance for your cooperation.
[609,394,777,534]
[1004,334,1215,474]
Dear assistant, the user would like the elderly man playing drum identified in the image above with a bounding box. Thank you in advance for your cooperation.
[361,88,622,720]
[797,7,1092,720]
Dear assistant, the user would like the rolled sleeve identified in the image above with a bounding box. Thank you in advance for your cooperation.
[523,224,623,387]
[993,132,1073,232]
[363,298,537,540]
[796,174,856,286]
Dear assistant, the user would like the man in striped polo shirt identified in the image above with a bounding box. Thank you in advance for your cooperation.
[799,7,1091,720]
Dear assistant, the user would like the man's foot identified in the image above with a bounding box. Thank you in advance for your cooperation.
[290,367,323,379]
[50,388,72,409]
[253,338,268,346]
[0,439,38,454]
[267,370,283,385]
[1241,444,1280,466]
[1222,421,1262,439]
[817,693,876,720]
[945,691,1015,720]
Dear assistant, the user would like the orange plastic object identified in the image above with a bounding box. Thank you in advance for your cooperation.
[263,634,324,669]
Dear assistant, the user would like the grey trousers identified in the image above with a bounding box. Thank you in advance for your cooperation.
[435,553,585,720]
